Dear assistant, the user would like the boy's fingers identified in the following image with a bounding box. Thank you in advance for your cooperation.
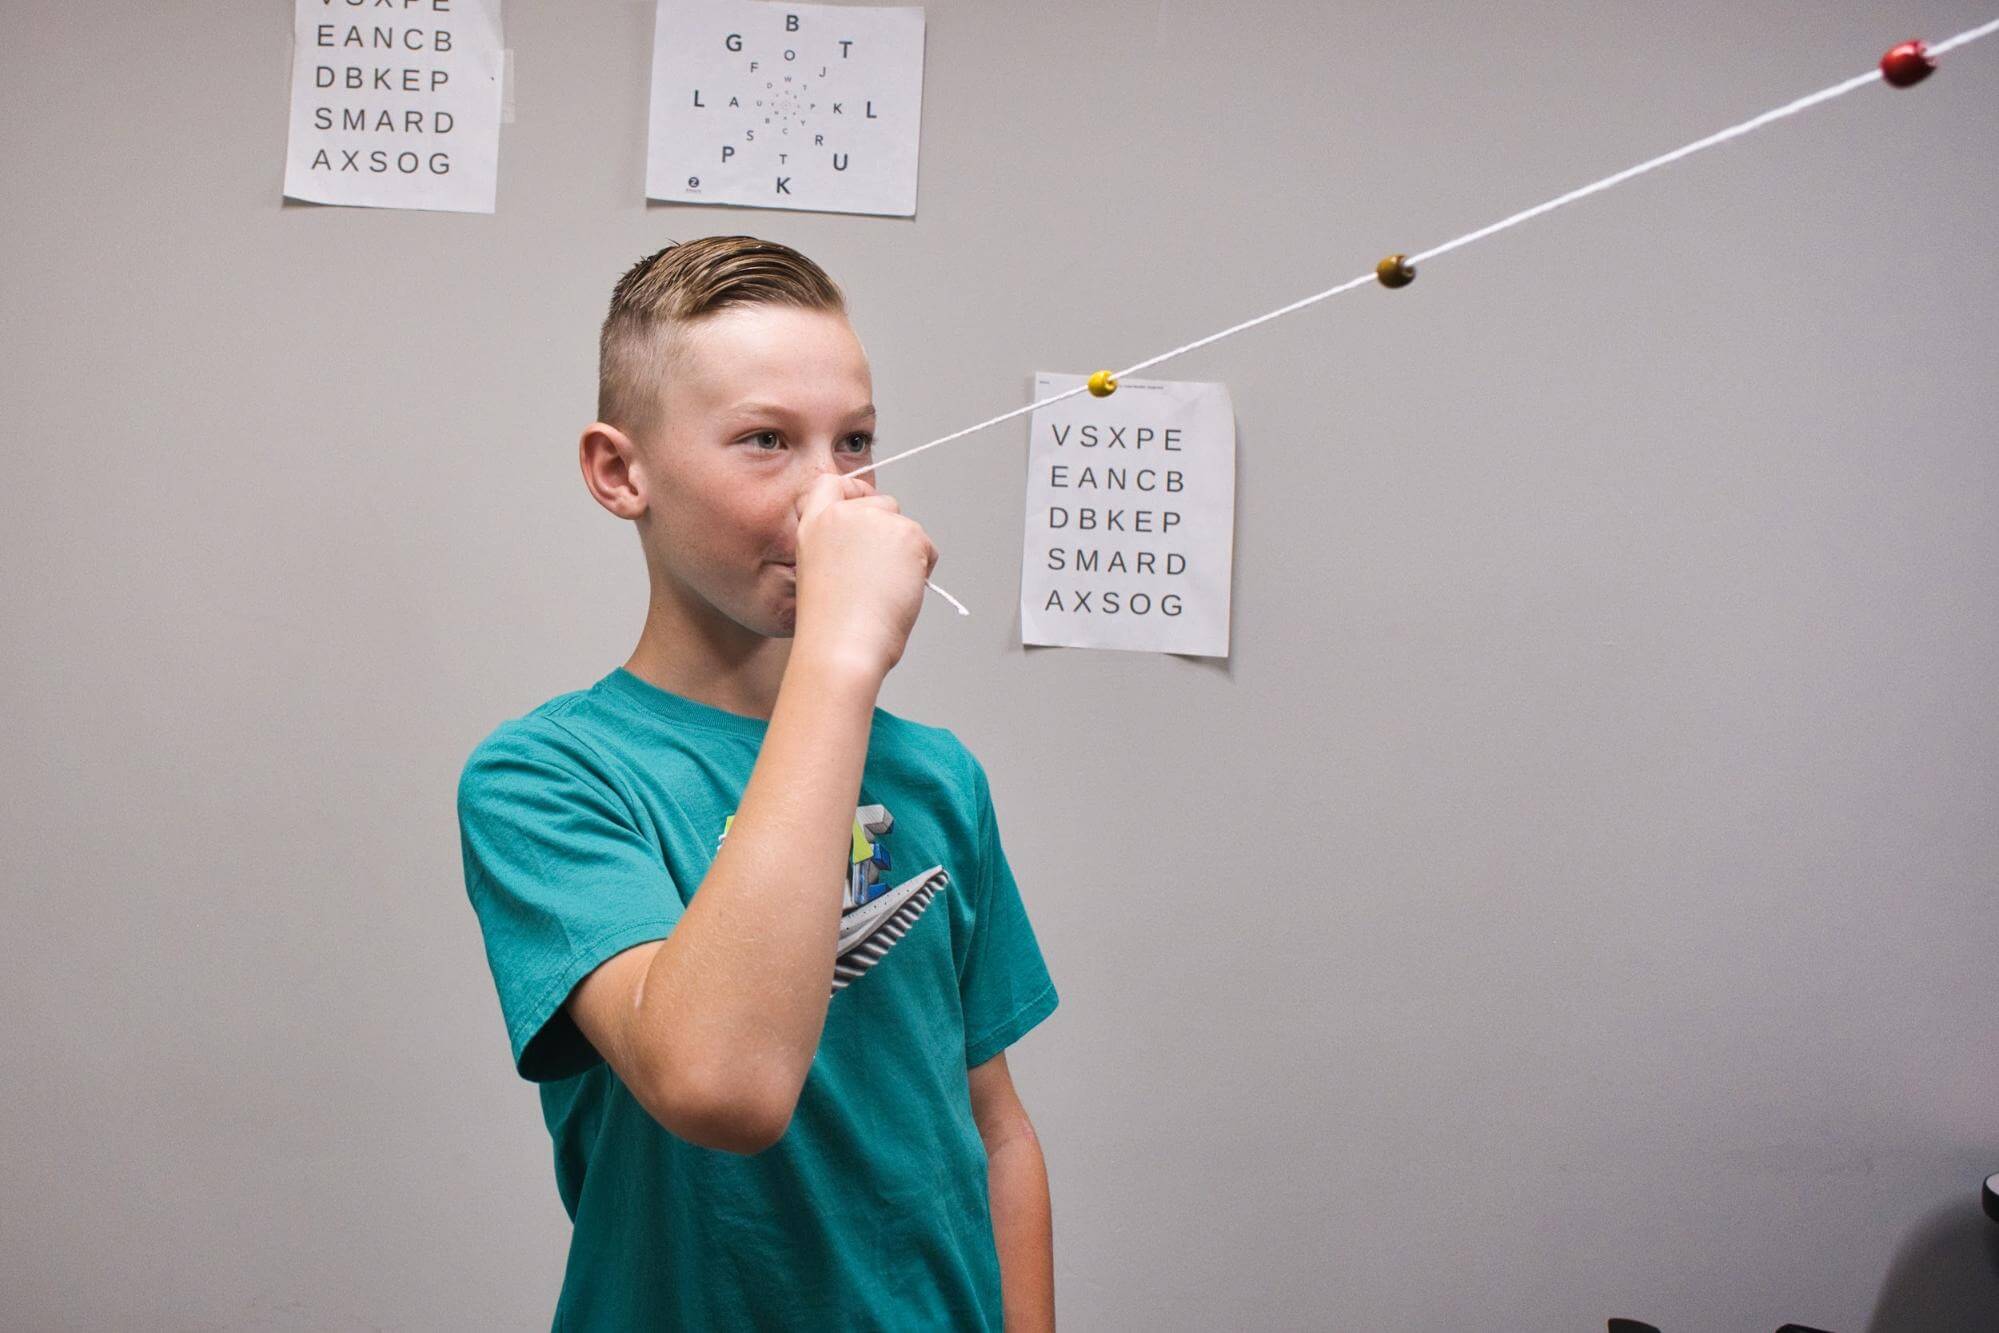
[797,473,890,525]
[795,473,853,525]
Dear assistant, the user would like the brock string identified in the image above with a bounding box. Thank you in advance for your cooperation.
[892,17,1998,620]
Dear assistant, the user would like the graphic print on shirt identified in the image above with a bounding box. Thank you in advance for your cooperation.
[718,802,949,996]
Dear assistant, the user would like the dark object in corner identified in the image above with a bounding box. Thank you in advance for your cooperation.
[1611,1321,1834,1332]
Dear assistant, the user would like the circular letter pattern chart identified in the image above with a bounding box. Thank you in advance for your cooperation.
[646,0,926,217]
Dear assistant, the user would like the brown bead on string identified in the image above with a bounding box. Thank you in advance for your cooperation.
[1375,253,1417,289]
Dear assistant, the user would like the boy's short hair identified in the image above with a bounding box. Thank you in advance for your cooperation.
[597,235,848,444]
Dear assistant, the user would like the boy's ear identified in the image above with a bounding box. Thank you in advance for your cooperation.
[579,420,648,519]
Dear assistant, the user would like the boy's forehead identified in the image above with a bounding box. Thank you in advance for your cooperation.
[670,306,870,414]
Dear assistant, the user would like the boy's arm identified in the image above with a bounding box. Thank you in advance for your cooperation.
[971,1053,1055,1331]
[567,472,932,1155]
[568,644,881,1154]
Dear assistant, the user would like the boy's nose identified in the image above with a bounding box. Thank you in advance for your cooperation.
[816,450,874,493]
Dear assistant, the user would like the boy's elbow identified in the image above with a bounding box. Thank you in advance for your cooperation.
[643,1059,797,1156]
[688,1090,793,1156]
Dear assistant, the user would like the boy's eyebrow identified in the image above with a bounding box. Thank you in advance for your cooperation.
[722,400,876,422]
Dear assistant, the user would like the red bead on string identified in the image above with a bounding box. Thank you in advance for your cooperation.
[1880,40,1937,88]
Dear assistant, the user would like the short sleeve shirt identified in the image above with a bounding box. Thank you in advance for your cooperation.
[455,667,1059,1330]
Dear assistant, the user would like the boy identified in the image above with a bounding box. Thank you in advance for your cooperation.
[456,235,1060,1330]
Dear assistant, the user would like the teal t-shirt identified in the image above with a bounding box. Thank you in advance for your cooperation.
[455,667,1060,1331]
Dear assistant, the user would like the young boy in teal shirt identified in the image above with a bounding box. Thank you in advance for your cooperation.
[456,236,1059,1329]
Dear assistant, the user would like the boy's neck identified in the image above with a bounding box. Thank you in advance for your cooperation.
[624,591,794,724]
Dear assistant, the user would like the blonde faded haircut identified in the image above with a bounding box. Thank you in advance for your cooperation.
[597,235,847,444]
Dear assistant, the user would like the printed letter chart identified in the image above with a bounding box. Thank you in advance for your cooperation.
[647,0,925,217]
[283,0,505,214]
[1021,374,1237,659]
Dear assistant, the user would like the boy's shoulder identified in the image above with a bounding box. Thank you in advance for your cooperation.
[455,688,609,802]
[869,703,999,796]
[869,701,973,762]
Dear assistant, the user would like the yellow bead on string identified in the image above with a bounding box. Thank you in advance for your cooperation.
[1375,253,1417,289]
[1086,369,1119,397]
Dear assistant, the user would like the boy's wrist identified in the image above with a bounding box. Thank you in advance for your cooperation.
[786,635,888,700]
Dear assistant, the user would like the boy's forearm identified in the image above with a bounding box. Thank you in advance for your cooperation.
[634,644,882,1136]
[988,1131,1055,1331]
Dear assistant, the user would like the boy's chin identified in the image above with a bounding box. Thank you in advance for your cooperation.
[719,604,793,639]
[756,565,799,637]
[692,587,793,640]
[697,571,795,638]
[754,590,799,639]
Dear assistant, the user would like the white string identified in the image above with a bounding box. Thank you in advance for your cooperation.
[1929,15,1999,56]
[924,577,969,615]
[850,18,1997,483]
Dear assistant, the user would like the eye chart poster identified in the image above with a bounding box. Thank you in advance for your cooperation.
[283,0,505,214]
[647,0,925,216]
[1021,374,1236,659]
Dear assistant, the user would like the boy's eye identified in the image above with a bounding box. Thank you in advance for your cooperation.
[747,433,871,453]
[743,431,872,452]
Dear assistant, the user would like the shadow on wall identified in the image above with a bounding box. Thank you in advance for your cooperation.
[1866,1195,1999,1332]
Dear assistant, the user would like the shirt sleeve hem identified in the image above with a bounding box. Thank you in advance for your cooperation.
[508,916,683,1073]
[964,978,1059,1069]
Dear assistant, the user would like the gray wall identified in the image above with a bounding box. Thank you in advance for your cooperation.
[3,1,1995,1328]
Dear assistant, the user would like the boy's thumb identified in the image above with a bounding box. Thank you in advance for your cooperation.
[796,471,873,524]
[795,472,843,524]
